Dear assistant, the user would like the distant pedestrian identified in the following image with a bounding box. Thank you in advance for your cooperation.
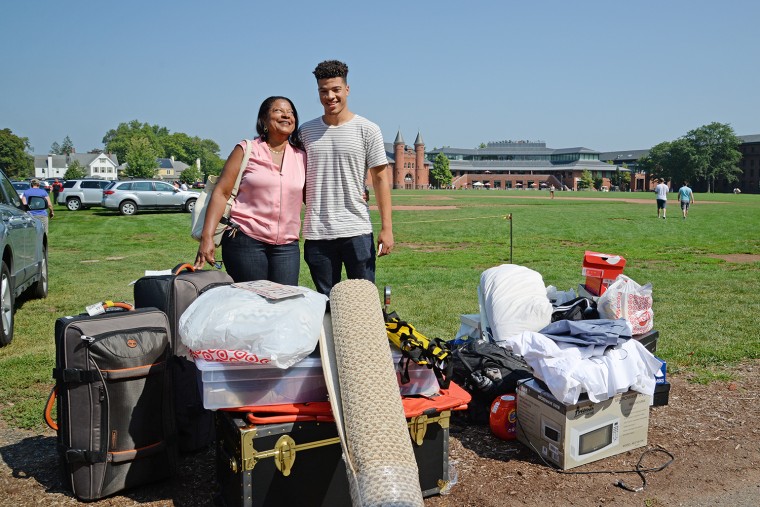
[678,180,694,219]
[21,179,54,233]
[549,184,555,199]
[52,178,63,204]
[654,178,669,219]
[180,181,188,191]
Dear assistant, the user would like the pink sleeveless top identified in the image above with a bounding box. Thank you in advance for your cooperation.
[229,137,306,244]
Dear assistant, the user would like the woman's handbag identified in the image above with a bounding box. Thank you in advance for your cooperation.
[190,139,252,246]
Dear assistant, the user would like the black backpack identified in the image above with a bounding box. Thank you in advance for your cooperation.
[450,340,533,424]
[551,296,599,322]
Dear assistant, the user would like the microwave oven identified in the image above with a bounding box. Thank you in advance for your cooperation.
[542,413,621,461]
[518,379,648,469]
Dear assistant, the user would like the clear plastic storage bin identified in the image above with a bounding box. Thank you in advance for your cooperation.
[195,356,328,410]
[196,347,441,410]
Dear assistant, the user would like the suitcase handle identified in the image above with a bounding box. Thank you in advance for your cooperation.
[245,412,335,425]
[43,385,58,431]
[225,402,334,425]
[102,301,134,312]
[172,263,196,275]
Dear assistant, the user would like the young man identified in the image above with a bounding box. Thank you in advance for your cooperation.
[654,178,669,219]
[299,60,394,297]
[678,180,695,219]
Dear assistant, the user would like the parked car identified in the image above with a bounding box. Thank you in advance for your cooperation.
[192,181,206,189]
[57,179,112,210]
[35,179,52,192]
[0,170,48,346]
[11,181,30,199]
[102,180,197,216]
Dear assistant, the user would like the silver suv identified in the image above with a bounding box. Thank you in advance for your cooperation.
[58,179,111,211]
[102,180,197,216]
[0,170,48,346]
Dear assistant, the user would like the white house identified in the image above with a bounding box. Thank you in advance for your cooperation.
[34,152,120,180]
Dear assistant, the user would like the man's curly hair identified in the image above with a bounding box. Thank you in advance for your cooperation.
[313,60,348,81]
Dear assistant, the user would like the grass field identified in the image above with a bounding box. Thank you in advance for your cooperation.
[1,189,759,430]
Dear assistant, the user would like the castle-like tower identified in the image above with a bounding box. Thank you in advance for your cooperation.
[414,132,428,188]
[391,130,428,189]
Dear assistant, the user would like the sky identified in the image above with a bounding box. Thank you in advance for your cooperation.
[2,0,758,158]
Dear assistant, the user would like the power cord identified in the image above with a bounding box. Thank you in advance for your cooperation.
[515,385,675,493]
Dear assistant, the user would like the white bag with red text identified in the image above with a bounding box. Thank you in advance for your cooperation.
[597,275,654,334]
[178,285,328,368]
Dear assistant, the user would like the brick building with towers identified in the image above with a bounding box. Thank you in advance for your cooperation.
[367,130,431,190]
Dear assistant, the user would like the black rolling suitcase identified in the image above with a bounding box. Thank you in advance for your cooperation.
[45,303,177,501]
[133,263,233,453]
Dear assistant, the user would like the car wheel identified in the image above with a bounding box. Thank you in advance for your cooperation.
[120,200,137,216]
[0,261,14,347]
[66,197,82,211]
[31,245,48,299]
[185,198,197,213]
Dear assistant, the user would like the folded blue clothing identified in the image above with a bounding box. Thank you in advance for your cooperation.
[539,318,631,346]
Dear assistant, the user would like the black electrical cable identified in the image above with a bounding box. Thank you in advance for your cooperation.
[515,382,675,493]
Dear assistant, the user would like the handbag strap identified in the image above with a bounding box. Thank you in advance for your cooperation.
[229,139,252,202]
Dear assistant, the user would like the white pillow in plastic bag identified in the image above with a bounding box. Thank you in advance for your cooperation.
[480,264,553,344]
[178,285,328,368]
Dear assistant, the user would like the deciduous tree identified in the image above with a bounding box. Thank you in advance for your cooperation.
[179,165,202,185]
[124,137,158,179]
[684,122,742,193]
[0,128,34,178]
[578,169,593,190]
[64,160,86,180]
[430,152,452,188]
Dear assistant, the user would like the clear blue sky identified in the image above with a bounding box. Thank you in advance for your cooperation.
[2,0,758,158]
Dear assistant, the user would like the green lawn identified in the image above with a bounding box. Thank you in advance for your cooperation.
[2,189,758,429]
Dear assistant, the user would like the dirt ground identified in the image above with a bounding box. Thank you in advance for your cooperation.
[1,360,759,507]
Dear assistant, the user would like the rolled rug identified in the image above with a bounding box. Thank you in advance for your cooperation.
[330,279,424,507]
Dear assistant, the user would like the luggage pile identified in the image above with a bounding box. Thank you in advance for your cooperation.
[44,265,470,504]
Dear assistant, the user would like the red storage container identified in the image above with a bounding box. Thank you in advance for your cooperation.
[582,251,626,296]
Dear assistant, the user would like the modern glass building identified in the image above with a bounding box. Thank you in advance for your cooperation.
[427,140,630,190]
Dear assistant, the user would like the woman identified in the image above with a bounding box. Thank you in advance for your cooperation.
[194,96,306,285]
[21,179,54,233]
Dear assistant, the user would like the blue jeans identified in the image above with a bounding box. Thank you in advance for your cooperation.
[221,231,300,285]
[304,234,375,297]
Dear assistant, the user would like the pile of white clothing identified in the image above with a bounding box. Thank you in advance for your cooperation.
[500,331,663,405]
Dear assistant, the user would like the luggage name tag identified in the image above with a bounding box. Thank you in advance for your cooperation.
[86,302,106,316]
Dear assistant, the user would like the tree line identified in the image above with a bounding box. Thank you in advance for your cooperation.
[0,122,224,182]
[0,122,746,190]
[637,122,742,192]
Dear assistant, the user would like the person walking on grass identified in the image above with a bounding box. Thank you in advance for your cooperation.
[21,179,54,233]
[678,180,694,219]
[298,60,394,298]
[654,178,669,219]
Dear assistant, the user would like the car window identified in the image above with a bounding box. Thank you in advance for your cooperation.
[99,181,110,189]
[116,182,132,190]
[132,182,153,191]
[81,181,102,189]
[155,182,175,192]
[62,180,76,188]
[0,174,23,207]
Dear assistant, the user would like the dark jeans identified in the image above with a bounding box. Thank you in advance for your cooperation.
[221,231,300,285]
[304,233,375,297]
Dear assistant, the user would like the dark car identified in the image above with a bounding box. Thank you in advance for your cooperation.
[0,171,48,346]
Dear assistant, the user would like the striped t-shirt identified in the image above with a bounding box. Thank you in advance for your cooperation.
[299,114,388,240]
